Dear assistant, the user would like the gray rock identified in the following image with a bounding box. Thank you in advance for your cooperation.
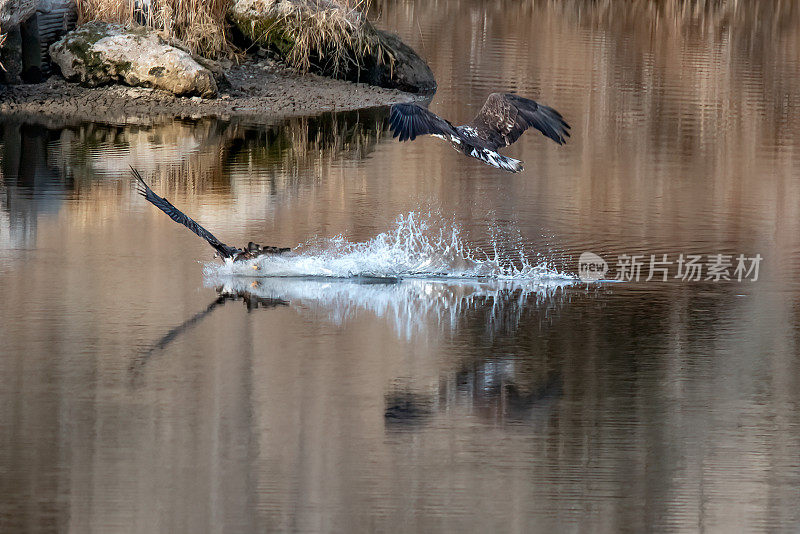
[0,25,23,83]
[0,0,39,83]
[36,0,79,75]
[362,29,436,93]
[0,0,37,27]
[192,54,230,89]
[0,0,77,83]
[19,13,42,81]
[49,21,217,97]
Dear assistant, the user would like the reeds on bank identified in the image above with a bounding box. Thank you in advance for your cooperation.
[75,0,232,58]
[259,0,384,77]
[73,0,384,73]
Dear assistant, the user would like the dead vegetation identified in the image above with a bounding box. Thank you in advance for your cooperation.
[75,0,233,58]
[252,0,392,77]
[75,0,391,74]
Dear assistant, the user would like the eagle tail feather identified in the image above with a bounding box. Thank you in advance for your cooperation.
[466,147,523,173]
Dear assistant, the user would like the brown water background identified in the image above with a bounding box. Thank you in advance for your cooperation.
[2,1,800,532]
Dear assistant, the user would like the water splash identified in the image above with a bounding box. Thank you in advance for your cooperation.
[204,211,574,281]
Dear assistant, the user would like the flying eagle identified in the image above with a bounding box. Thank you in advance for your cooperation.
[132,168,290,261]
[389,93,570,173]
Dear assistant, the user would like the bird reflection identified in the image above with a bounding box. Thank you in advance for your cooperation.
[133,275,572,427]
[130,285,288,377]
[206,277,571,429]
[384,390,434,428]
[385,364,562,431]
[453,362,562,424]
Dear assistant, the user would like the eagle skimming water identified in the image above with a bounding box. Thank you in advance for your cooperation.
[389,93,570,173]
[132,168,290,262]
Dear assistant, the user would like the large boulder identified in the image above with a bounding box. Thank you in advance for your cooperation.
[0,0,38,83]
[0,0,37,27]
[362,29,436,94]
[0,24,23,83]
[229,0,435,93]
[49,21,217,97]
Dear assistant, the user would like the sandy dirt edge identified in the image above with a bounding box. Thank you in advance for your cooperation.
[0,57,419,125]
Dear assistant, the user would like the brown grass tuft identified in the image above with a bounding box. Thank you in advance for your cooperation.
[266,0,389,76]
[74,0,391,70]
[75,0,233,58]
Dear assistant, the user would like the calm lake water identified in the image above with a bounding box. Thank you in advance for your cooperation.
[3,1,800,532]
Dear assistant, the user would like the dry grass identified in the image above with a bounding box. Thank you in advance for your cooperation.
[263,0,392,76]
[75,0,233,58]
[74,0,388,70]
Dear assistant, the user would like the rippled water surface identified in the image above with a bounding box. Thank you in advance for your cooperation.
[3,1,800,532]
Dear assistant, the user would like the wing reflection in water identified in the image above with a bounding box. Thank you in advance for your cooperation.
[209,275,578,429]
[134,273,583,426]
[385,372,563,431]
[130,289,289,378]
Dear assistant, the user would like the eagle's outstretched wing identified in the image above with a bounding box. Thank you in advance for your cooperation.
[389,103,459,142]
[469,93,570,149]
[131,167,240,259]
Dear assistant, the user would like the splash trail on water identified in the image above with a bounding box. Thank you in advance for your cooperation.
[205,212,574,281]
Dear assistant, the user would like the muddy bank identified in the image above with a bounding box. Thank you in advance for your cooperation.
[0,56,418,124]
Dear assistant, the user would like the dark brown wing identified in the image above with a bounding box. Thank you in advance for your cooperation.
[389,103,458,142]
[469,93,570,149]
[131,167,240,259]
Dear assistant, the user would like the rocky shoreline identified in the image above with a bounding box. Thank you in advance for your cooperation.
[0,55,417,124]
[0,0,433,124]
